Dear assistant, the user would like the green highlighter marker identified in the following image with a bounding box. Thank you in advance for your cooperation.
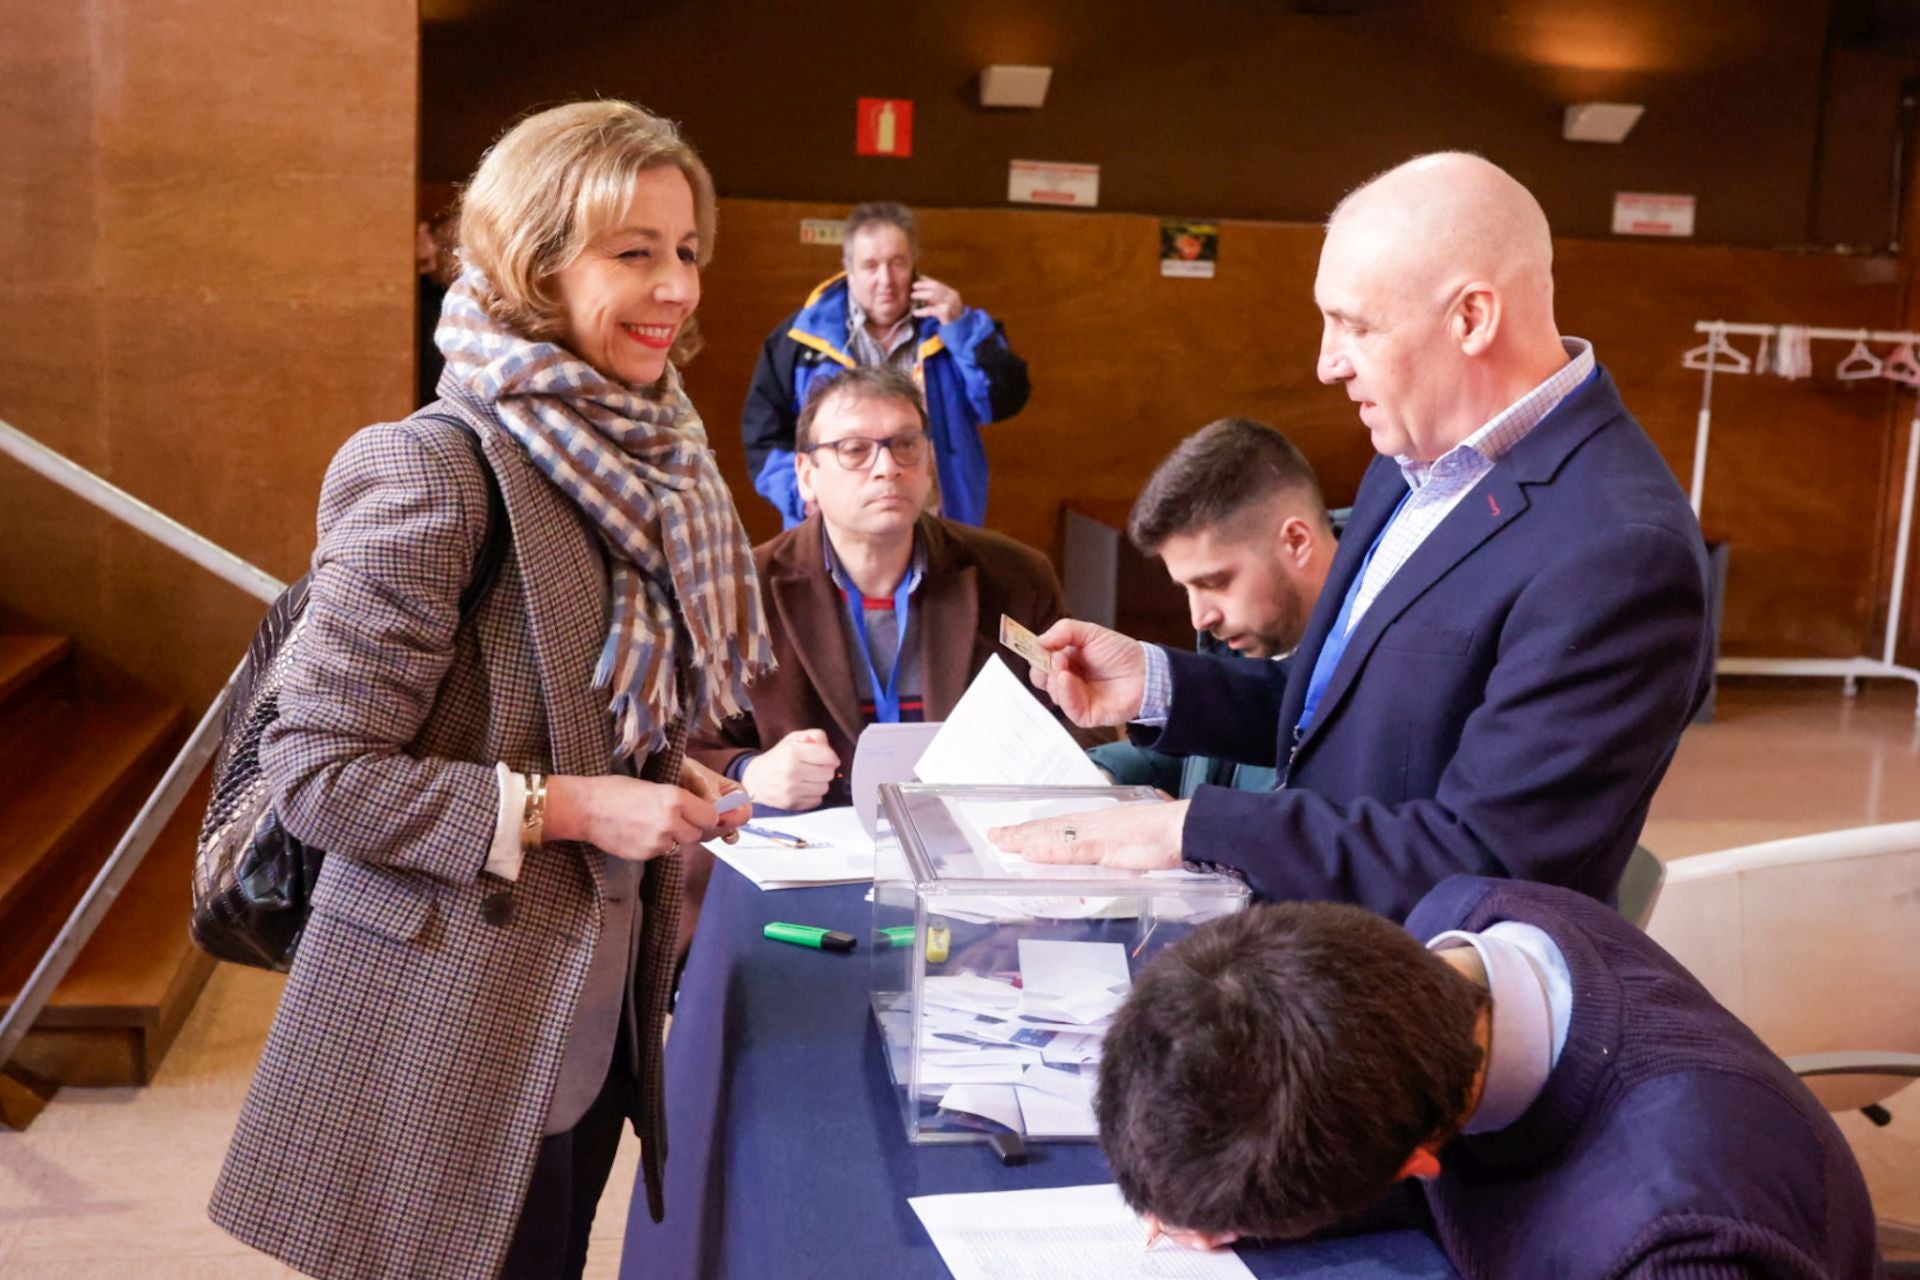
[764,922,857,953]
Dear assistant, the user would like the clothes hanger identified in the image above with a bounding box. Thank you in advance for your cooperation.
[1884,341,1920,386]
[1836,338,1884,381]
[1682,327,1752,374]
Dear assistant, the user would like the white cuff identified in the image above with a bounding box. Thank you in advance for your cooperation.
[487,763,527,882]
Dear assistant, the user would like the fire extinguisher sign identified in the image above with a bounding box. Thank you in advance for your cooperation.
[856,98,914,158]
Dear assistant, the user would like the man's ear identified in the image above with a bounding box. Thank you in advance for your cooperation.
[795,451,817,507]
[1453,283,1499,357]
[1396,1142,1444,1182]
[1276,515,1315,569]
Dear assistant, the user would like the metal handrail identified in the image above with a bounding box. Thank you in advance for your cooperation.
[0,418,284,604]
[0,415,283,1099]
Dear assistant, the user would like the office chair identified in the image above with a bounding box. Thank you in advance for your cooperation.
[1643,822,1920,1266]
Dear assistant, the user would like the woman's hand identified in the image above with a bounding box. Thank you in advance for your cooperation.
[678,756,752,843]
[545,774,727,863]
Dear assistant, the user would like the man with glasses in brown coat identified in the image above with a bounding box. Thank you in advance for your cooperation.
[690,365,1069,814]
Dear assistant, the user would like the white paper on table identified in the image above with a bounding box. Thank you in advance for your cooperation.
[704,805,873,889]
[1015,1083,1099,1138]
[909,1183,1255,1280]
[938,1084,1024,1133]
[914,656,1107,788]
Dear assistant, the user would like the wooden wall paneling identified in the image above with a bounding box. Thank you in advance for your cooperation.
[1556,240,1904,660]
[0,1,420,709]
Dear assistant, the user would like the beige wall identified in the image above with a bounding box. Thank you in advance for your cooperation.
[0,0,418,708]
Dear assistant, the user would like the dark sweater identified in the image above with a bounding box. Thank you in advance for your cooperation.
[1404,877,1882,1280]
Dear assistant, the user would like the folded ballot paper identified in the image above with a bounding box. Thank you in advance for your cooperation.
[918,939,1135,1138]
[705,805,873,890]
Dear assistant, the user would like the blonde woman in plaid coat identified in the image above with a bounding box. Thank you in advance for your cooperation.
[210,103,775,1279]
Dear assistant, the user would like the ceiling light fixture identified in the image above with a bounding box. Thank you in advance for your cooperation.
[1563,102,1645,144]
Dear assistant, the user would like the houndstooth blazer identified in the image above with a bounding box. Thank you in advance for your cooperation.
[209,398,685,1279]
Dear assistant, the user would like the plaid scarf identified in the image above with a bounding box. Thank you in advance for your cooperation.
[437,268,774,758]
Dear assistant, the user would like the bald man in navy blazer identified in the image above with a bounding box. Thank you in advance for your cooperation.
[992,152,1713,922]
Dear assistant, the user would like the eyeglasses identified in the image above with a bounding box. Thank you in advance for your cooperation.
[803,431,929,472]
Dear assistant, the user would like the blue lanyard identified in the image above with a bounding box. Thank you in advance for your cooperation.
[844,576,914,724]
[1296,489,1413,738]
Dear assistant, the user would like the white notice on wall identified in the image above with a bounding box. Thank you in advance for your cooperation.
[1612,192,1695,238]
[799,218,845,246]
[1009,159,1101,208]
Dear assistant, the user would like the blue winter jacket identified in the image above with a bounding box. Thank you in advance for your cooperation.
[741,274,1030,528]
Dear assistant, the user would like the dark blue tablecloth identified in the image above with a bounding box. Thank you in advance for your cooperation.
[620,861,1459,1279]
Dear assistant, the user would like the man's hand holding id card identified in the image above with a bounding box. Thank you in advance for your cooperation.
[999,614,1053,677]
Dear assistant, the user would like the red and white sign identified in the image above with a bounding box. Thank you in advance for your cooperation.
[857,98,913,158]
[1008,159,1100,208]
[1612,192,1695,238]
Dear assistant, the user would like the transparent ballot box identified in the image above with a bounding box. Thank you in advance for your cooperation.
[870,783,1250,1146]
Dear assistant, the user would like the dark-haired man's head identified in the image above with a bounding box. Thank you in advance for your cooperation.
[795,365,934,546]
[1097,902,1488,1244]
[1127,420,1335,658]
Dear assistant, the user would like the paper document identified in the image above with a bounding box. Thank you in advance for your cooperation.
[909,1183,1255,1279]
[706,805,873,889]
[915,656,1106,788]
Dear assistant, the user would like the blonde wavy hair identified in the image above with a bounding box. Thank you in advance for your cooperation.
[457,100,716,365]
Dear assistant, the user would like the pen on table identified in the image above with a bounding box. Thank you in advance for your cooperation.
[741,822,809,848]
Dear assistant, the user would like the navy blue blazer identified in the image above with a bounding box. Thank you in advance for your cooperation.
[1136,367,1713,919]
[1403,877,1879,1279]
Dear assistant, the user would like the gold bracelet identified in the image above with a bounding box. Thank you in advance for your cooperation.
[520,772,546,854]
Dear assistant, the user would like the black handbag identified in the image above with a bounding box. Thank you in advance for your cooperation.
[189,411,508,971]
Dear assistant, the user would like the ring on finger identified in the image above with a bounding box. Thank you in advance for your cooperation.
[1062,826,1077,844]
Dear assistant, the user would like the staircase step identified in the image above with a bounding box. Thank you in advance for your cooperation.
[0,682,183,928]
[0,770,219,1087]
[0,633,71,708]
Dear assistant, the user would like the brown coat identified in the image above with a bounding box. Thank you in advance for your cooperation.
[688,513,1073,796]
[210,404,684,1278]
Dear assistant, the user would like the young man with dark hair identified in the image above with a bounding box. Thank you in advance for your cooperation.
[741,201,1030,528]
[1099,878,1881,1277]
[1091,418,1336,794]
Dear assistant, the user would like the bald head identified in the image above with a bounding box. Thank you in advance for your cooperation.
[1314,153,1569,463]
[1331,152,1555,330]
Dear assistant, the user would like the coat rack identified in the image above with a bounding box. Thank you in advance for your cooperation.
[1685,320,1920,716]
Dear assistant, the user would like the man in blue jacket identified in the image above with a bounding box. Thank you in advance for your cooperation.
[1089,417,1336,796]
[742,202,1030,528]
[1097,879,1882,1278]
[992,152,1713,921]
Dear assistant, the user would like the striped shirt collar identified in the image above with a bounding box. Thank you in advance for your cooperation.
[1396,337,1595,491]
